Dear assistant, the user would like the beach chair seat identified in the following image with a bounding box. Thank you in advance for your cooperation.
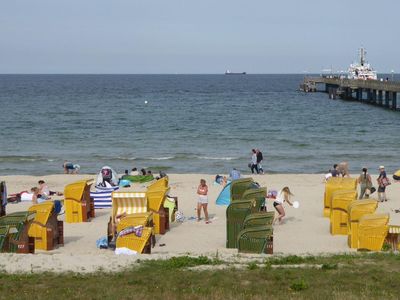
[358,214,389,251]
[230,178,256,202]
[64,180,95,223]
[243,212,275,229]
[28,202,63,251]
[0,212,35,253]
[237,225,273,254]
[347,200,378,248]
[148,177,169,192]
[226,199,257,248]
[116,227,153,254]
[330,190,358,235]
[240,187,267,210]
[324,177,357,217]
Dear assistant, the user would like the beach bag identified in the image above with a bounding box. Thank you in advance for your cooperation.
[175,210,185,222]
[370,187,376,194]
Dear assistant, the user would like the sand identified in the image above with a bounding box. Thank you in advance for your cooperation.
[0,173,399,273]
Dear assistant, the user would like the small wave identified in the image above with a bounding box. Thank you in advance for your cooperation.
[196,156,239,161]
[149,156,175,160]
[0,155,51,163]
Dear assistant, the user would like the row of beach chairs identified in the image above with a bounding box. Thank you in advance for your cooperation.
[324,177,392,251]
[226,178,274,254]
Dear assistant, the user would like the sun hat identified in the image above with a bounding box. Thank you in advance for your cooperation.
[379,165,385,169]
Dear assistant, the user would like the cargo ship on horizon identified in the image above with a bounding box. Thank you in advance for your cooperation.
[225,70,246,75]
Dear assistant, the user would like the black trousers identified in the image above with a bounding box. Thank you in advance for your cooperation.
[251,164,259,174]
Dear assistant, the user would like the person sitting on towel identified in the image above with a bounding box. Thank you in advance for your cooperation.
[38,180,63,198]
[130,168,139,176]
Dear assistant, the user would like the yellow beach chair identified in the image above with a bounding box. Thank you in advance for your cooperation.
[28,202,64,251]
[148,177,169,192]
[324,177,357,217]
[358,214,389,251]
[109,192,153,253]
[330,190,358,235]
[146,189,170,234]
[347,200,378,248]
[64,180,95,223]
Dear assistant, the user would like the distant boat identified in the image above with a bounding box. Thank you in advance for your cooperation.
[225,70,246,75]
[347,47,377,80]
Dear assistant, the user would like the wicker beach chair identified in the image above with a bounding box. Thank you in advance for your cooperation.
[358,214,389,251]
[108,192,154,253]
[28,202,63,251]
[324,177,357,217]
[330,190,358,235]
[243,212,275,229]
[230,178,256,202]
[0,212,35,253]
[64,180,95,223]
[148,177,169,192]
[347,200,378,248]
[0,225,16,252]
[241,187,267,210]
[237,225,273,254]
[226,199,257,248]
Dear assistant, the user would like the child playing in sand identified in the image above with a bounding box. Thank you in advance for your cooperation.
[197,179,210,224]
[273,186,294,224]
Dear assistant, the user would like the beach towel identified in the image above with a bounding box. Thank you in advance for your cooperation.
[90,186,119,209]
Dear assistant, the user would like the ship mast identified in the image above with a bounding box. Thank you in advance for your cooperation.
[359,47,366,66]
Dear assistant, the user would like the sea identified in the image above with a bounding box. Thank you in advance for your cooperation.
[0,74,399,176]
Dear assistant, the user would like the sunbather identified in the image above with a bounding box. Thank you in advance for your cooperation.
[273,187,294,224]
[31,187,49,204]
[38,180,63,198]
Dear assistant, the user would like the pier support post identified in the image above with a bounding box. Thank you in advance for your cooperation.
[366,89,372,103]
[372,89,377,104]
[392,92,397,110]
[378,90,383,106]
[356,89,362,101]
[385,91,390,107]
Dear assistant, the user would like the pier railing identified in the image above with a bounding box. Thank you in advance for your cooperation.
[305,77,400,92]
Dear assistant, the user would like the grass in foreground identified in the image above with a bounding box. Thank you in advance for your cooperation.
[1,253,400,299]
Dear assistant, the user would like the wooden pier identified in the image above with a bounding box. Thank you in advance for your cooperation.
[301,77,400,110]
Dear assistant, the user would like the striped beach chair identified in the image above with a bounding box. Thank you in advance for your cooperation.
[109,192,153,253]
[90,186,119,209]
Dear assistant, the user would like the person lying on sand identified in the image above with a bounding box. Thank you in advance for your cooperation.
[273,187,294,224]
[31,187,50,204]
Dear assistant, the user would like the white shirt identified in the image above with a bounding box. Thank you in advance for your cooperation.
[251,153,257,165]
[275,189,285,204]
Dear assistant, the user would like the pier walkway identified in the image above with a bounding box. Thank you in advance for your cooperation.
[301,77,400,110]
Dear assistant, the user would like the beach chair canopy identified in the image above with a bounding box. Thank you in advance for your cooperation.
[96,166,119,187]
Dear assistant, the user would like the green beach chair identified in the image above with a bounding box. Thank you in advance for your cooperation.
[237,225,274,254]
[0,211,35,253]
[226,199,257,248]
[241,187,267,210]
[0,225,17,252]
[230,178,256,202]
[243,211,275,229]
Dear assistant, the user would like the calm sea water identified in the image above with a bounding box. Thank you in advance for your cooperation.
[0,74,399,176]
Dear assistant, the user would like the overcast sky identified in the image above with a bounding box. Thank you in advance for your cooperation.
[1,0,399,74]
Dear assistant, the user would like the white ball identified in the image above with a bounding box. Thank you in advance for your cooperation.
[293,201,300,208]
[144,100,148,104]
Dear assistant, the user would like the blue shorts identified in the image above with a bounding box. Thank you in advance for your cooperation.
[65,163,74,170]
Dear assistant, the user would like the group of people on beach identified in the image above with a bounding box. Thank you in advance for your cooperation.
[124,167,152,176]
[249,148,264,174]
[328,162,392,203]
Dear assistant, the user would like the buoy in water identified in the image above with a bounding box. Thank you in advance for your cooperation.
[144,100,148,104]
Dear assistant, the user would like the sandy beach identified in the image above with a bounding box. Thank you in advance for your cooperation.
[0,173,399,273]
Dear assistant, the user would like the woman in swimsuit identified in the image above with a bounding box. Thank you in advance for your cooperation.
[273,186,293,224]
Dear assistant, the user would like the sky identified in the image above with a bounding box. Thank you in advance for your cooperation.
[1,0,399,74]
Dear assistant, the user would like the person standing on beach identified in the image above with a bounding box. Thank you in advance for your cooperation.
[357,168,372,199]
[197,179,210,224]
[272,187,294,224]
[250,149,259,174]
[377,166,390,202]
[256,149,264,174]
